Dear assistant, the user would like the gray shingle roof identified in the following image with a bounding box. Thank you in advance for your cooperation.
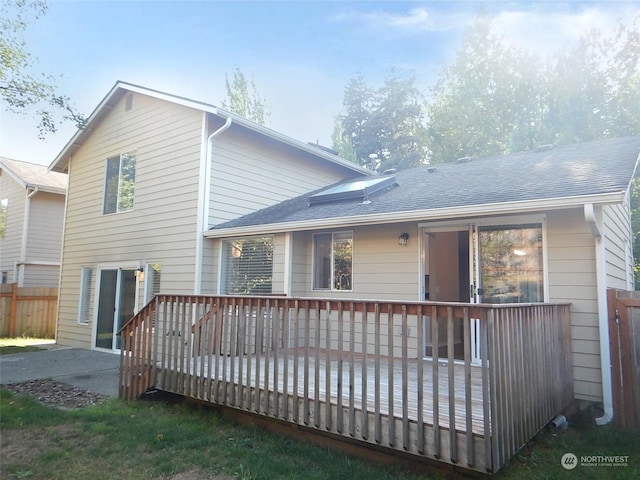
[211,136,639,232]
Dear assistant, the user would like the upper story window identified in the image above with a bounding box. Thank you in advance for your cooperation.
[313,231,353,291]
[103,153,136,214]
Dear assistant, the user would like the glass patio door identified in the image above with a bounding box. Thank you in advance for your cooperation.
[476,224,544,304]
[421,221,545,363]
[422,227,474,362]
[95,268,137,351]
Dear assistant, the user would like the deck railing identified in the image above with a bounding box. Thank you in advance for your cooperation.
[119,295,572,473]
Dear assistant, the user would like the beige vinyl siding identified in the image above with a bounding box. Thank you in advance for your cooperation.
[201,239,218,294]
[272,234,287,293]
[25,192,64,264]
[291,231,307,296]
[56,92,204,348]
[208,124,357,226]
[603,203,633,290]
[22,264,60,288]
[546,208,602,402]
[0,173,26,283]
[294,223,419,301]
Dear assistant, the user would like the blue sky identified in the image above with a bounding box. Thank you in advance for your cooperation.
[1,1,638,166]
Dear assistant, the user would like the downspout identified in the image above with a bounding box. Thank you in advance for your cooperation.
[194,115,232,294]
[584,203,614,425]
[18,187,39,286]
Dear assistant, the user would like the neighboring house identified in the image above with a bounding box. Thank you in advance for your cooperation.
[49,81,369,352]
[204,137,640,419]
[0,157,67,287]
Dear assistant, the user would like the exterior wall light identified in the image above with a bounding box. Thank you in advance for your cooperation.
[398,233,409,246]
[135,266,145,282]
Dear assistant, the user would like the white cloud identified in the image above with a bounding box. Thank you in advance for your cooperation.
[332,6,473,34]
[490,6,638,57]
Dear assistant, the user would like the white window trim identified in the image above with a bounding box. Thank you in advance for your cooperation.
[77,266,94,325]
[102,153,136,215]
[420,214,549,303]
[220,236,275,295]
[312,230,354,292]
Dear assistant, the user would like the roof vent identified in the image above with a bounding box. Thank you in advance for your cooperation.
[308,142,339,156]
[534,144,554,152]
[456,156,471,164]
[427,167,436,173]
[381,168,397,175]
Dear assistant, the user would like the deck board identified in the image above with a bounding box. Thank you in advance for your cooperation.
[166,352,486,435]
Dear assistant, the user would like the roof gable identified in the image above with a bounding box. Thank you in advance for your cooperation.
[49,81,370,176]
[208,136,640,236]
[0,157,67,194]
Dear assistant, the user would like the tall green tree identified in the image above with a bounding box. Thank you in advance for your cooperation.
[426,16,545,163]
[426,14,640,163]
[221,68,270,125]
[336,71,428,171]
[0,0,84,137]
[339,72,376,167]
[330,116,357,163]
[543,16,640,144]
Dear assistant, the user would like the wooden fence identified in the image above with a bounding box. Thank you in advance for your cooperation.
[607,289,640,430]
[120,295,573,473]
[0,283,57,338]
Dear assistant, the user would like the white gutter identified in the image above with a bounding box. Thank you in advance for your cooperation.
[584,203,614,425]
[204,190,626,239]
[194,115,233,294]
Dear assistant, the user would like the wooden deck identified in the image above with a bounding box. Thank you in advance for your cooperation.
[120,295,574,474]
[160,352,486,434]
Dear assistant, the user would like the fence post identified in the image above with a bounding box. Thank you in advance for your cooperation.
[8,283,17,337]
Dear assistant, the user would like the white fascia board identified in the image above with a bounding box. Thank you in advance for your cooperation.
[203,190,626,239]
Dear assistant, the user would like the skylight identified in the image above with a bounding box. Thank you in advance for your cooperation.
[308,175,396,206]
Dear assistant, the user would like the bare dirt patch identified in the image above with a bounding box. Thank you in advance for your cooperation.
[165,469,235,480]
[1,424,82,461]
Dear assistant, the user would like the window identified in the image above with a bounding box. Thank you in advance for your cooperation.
[313,231,353,291]
[103,153,136,214]
[308,176,396,206]
[78,266,95,324]
[222,237,273,295]
[479,224,544,303]
[0,198,7,239]
[145,263,162,302]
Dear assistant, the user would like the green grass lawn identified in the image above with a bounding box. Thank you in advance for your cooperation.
[0,338,54,355]
[1,389,638,480]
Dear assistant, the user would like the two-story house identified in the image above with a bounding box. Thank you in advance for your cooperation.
[49,81,369,351]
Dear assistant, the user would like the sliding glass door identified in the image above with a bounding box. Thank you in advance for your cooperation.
[421,219,545,363]
[95,268,137,351]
